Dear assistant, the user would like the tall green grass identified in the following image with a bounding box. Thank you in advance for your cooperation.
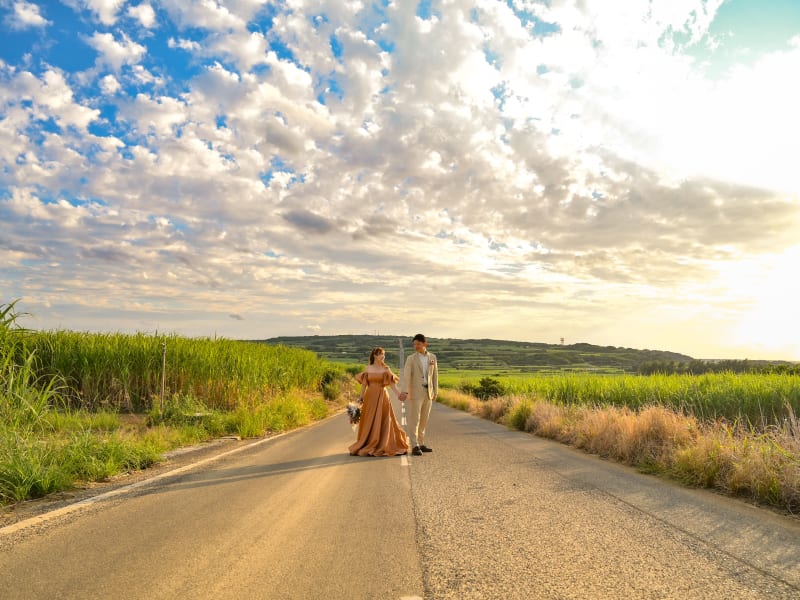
[0,300,346,506]
[442,371,800,428]
[22,330,333,411]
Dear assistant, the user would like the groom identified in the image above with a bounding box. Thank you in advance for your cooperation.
[398,333,438,456]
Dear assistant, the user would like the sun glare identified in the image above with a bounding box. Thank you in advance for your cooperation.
[731,245,800,360]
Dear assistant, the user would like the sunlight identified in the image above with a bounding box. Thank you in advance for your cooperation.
[730,245,800,360]
[648,41,800,195]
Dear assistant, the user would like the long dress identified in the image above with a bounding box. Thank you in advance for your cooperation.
[348,368,410,457]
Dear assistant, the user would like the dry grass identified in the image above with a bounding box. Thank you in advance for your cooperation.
[437,390,800,514]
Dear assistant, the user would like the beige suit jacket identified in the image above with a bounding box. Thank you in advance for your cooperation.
[400,351,438,401]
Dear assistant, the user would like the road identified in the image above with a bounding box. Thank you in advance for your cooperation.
[1,400,799,599]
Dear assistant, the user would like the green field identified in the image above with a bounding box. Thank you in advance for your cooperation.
[16,330,336,412]
[1,301,346,505]
[4,300,799,510]
[260,334,693,372]
[441,370,800,428]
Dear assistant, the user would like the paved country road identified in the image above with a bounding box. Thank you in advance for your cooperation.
[2,401,799,599]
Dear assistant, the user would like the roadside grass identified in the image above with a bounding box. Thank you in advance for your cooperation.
[0,300,351,507]
[21,328,333,412]
[438,390,800,514]
[0,392,343,507]
[441,371,800,428]
[0,425,165,505]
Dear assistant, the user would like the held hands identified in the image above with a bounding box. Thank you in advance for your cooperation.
[398,392,407,401]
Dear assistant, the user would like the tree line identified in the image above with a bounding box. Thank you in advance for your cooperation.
[636,359,800,376]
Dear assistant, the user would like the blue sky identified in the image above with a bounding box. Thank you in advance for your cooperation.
[1,0,799,359]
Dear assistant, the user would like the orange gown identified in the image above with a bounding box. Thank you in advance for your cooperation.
[348,369,410,457]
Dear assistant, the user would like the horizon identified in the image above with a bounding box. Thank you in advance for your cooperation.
[2,1,799,361]
[257,332,797,363]
[8,304,798,363]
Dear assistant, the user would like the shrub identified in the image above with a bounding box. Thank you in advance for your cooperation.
[478,397,513,421]
[465,377,506,400]
[322,380,341,402]
[508,399,533,430]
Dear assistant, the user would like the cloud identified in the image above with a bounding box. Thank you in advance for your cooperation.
[158,0,243,31]
[282,209,336,235]
[4,1,50,30]
[2,0,800,359]
[62,0,125,25]
[168,37,200,52]
[128,3,156,28]
[85,31,147,71]
[99,74,121,95]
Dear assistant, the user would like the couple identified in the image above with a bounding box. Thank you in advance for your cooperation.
[348,334,439,457]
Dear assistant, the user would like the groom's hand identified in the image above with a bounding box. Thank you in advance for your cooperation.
[399,392,407,401]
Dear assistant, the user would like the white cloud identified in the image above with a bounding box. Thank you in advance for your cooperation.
[3,0,800,358]
[124,92,188,135]
[127,2,156,28]
[168,37,201,52]
[159,0,243,31]
[86,31,148,71]
[4,0,50,30]
[209,29,270,71]
[100,73,121,94]
[3,68,100,131]
[82,0,126,25]
[130,64,164,86]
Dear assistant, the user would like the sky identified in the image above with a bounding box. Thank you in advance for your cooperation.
[1,0,799,361]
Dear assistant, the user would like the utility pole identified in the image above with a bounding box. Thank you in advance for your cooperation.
[160,341,166,415]
[399,337,406,428]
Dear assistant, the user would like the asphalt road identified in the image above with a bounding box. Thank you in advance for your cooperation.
[2,400,799,599]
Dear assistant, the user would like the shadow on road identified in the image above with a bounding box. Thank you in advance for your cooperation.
[125,452,383,499]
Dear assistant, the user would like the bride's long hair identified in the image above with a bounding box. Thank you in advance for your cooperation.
[369,347,385,365]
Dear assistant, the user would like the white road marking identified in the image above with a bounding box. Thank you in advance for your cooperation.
[400,454,409,467]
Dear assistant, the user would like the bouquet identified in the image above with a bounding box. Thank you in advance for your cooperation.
[346,401,361,431]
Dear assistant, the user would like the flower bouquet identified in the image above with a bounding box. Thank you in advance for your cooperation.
[346,401,361,431]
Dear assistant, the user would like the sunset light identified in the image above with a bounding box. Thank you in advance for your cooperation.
[2,0,799,360]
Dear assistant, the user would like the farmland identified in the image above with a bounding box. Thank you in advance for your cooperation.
[441,371,800,427]
[0,301,348,506]
[260,334,694,372]
[266,334,800,512]
[3,310,799,513]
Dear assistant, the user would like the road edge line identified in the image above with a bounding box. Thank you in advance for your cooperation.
[0,428,295,537]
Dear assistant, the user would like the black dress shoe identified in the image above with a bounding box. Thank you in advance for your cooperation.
[412,446,422,456]
[419,445,433,452]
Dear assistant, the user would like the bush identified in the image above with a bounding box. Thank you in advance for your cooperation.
[322,380,341,402]
[508,400,533,430]
[463,377,506,400]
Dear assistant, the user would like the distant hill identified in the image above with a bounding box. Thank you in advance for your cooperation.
[255,335,695,373]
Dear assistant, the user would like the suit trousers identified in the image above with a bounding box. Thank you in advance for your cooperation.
[407,392,432,447]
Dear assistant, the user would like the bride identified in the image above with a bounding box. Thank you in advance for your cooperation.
[349,347,410,457]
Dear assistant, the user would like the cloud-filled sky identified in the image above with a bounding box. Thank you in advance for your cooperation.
[1,0,799,360]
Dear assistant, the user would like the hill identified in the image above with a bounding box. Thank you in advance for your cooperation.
[255,335,695,373]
